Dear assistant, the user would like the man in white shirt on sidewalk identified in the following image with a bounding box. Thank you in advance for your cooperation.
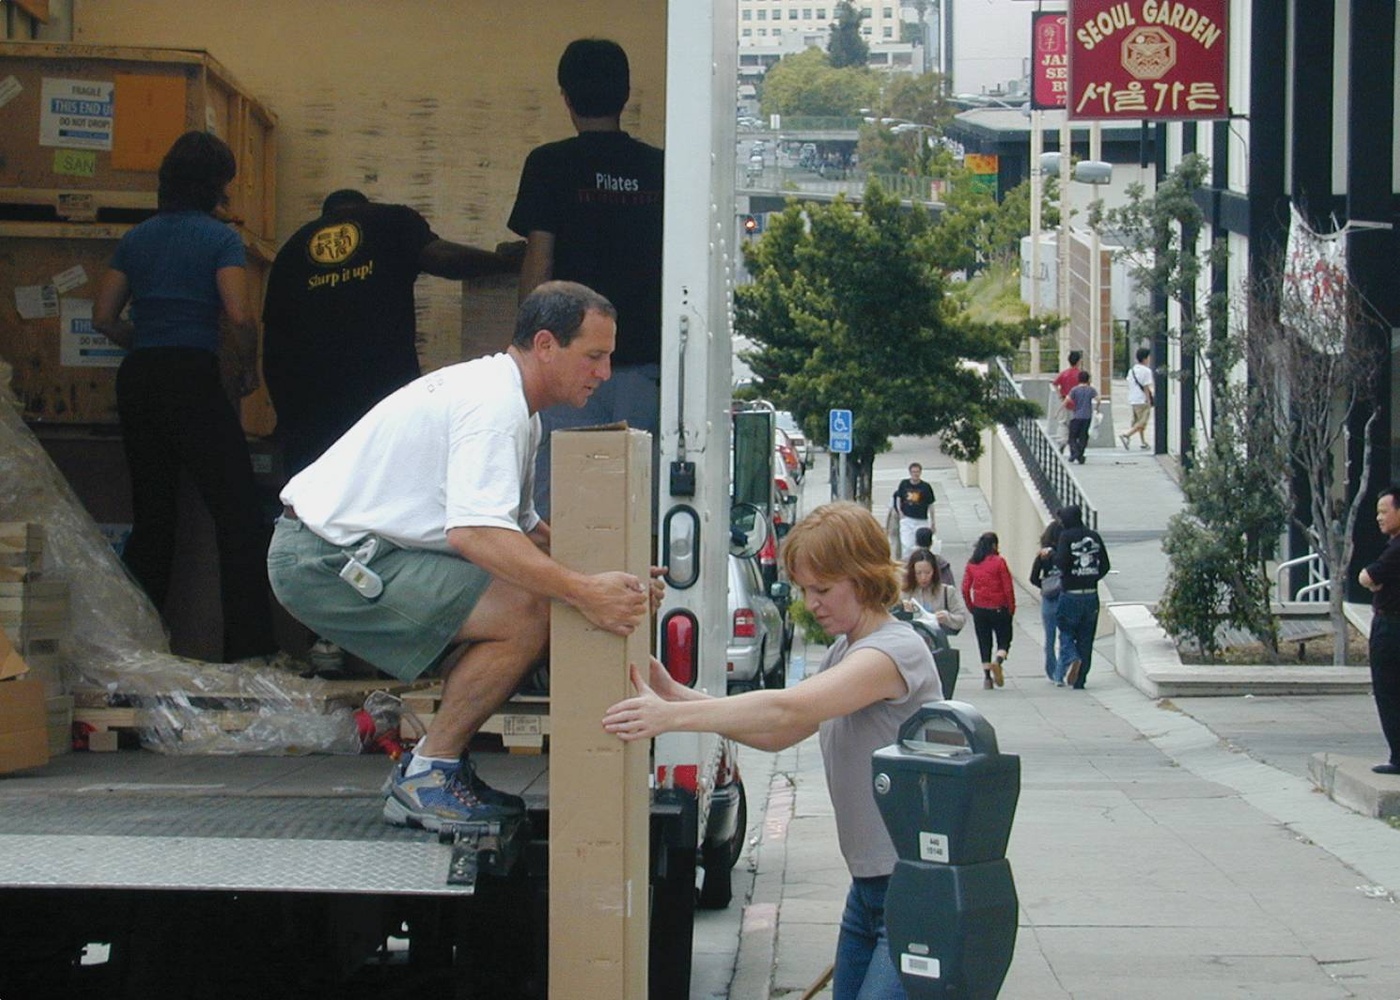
[1121,348,1154,451]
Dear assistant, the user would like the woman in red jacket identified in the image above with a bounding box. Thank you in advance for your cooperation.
[962,532,1015,689]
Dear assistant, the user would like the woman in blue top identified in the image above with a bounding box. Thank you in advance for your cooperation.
[93,131,276,661]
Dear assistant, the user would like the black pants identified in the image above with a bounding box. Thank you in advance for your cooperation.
[971,606,1013,664]
[116,348,277,660]
[1369,616,1400,765]
[1067,417,1091,462]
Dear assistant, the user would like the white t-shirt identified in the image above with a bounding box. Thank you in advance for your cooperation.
[1127,362,1153,405]
[281,352,541,549]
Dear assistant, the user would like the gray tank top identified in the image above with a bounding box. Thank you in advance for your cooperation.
[817,619,944,878]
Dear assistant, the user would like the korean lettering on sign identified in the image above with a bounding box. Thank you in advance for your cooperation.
[1067,0,1227,121]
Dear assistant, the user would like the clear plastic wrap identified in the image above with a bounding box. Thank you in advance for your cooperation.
[0,370,359,755]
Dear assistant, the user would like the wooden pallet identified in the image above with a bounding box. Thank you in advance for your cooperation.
[399,686,551,754]
[70,678,432,749]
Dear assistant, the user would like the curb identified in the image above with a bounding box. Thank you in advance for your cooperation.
[1309,753,1400,821]
[1110,603,1374,698]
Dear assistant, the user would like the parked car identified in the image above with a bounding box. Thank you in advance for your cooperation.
[726,552,789,694]
[773,410,811,469]
[774,427,803,484]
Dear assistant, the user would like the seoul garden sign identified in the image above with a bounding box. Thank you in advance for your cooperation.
[1067,0,1228,121]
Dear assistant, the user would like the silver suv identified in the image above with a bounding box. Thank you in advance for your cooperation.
[726,553,790,693]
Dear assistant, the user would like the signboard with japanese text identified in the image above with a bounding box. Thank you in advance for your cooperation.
[1031,11,1069,110]
[1067,0,1227,121]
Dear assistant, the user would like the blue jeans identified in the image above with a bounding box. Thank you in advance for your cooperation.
[1055,590,1099,686]
[834,876,906,1000]
[1040,594,1060,679]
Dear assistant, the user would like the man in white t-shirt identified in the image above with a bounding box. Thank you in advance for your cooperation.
[268,280,657,830]
[1120,347,1154,451]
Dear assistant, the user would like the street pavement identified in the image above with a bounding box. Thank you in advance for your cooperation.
[692,385,1400,999]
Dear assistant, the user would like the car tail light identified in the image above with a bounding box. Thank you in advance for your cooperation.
[661,610,698,687]
[759,534,777,569]
[733,608,757,639]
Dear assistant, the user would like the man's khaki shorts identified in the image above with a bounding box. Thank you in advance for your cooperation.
[268,516,492,681]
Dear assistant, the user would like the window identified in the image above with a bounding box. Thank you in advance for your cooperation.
[802,7,812,17]
[883,25,893,37]
[861,6,872,16]
[789,8,799,17]
[772,26,782,36]
[742,27,752,36]
[742,8,751,18]
[757,8,765,18]
[883,6,892,16]
[816,8,826,18]
[861,25,872,35]
[758,27,767,34]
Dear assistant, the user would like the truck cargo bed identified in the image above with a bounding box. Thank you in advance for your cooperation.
[0,750,549,895]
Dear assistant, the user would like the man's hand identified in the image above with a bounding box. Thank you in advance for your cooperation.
[648,566,667,614]
[576,570,649,635]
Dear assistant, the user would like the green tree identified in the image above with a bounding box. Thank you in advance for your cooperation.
[827,1,870,69]
[855,73,953,177]
[736,182,1037,502]
[760,48,879,119]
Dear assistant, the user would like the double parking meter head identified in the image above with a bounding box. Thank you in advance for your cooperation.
[873,701,1021,999]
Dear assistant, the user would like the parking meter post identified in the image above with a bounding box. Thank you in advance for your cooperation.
[872,701,1021,998]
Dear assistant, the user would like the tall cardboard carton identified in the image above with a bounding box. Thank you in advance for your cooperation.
[548,427,651,1000]
[0,625,48,774]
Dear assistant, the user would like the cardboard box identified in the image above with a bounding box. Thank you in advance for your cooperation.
[0,677,50,773]
[0,623,28,681]
[548,427,652,1000]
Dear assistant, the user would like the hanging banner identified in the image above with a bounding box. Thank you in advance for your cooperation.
[1281,204,1348,355]
[1067,0,1228,121]
[1031,11,1069,110]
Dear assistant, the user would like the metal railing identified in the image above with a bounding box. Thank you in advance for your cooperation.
[1274,551,1329,605]
[737,165,942,205]
[992,358,1099,531]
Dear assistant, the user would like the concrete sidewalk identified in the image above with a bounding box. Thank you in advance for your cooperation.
[702,426,1400,999]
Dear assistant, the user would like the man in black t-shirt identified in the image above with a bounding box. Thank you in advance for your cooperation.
[891,462,936,558]
[263,189,514,476]
[1359,485,1400,774]
[508,38,664,520]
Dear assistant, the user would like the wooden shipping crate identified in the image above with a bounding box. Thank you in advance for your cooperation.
[0,522,43,582]
[0,41,277,241]
[0,222,277,429]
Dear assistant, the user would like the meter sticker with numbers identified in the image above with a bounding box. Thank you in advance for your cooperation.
[918,831,949,863]
[901,953,941,979]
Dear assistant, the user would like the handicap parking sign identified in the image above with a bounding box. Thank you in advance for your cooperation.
[829,409,852,454]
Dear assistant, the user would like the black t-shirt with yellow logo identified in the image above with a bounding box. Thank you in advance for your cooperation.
[263,203,436,473]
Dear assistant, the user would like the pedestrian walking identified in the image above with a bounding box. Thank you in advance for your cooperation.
[962,532,1015,689]
[1120,347,1154,451]
[1053,505,1110,688]
[1029,518,1064,683]
[1358,485,1400,774]
[899,549,967,635]
[602,502,942,1000]
[1065,370,1099,464]
[890,462,935,560]
[1050,349,1083,451]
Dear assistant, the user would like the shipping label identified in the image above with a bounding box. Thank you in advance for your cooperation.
[40,78,114,150]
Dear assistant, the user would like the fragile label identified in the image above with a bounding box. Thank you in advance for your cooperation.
[53,148,96,177]
[918,831,949,863]
[52,264,88,294]
[14,285,59,320]
[0,75,21,109]
[59,298,124,367]
[40,77,114,150]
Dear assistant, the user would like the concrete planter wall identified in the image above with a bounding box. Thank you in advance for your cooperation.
[1109,603,1373,698]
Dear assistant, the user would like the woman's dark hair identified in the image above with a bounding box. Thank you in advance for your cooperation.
[969,532,999,564]
[903,549,943,595]
[158,131,236,213]
[1039,520,1062,549]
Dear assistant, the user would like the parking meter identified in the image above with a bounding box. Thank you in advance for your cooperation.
[872,701,1020,998]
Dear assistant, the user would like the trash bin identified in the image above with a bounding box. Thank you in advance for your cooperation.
[872,701,1021,999]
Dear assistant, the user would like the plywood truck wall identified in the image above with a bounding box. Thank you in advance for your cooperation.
[72,0,666,371]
